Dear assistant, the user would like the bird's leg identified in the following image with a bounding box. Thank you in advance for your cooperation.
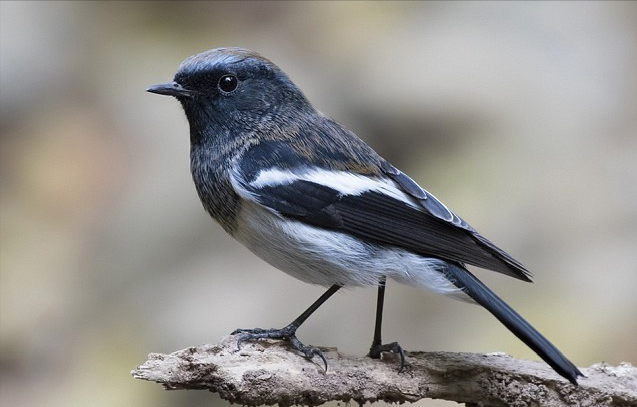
[368,276,405,371]
[232,284,341,370]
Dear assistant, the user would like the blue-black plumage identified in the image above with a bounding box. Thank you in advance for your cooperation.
[148,47,583,385]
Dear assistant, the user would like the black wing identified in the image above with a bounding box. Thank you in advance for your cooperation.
[232,143,531,281]
[379,161,531,280]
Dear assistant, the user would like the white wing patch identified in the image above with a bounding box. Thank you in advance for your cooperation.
[249,168,299,188]
[249,167,420,208]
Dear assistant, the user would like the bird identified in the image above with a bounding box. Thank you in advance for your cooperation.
[147,47,583,385]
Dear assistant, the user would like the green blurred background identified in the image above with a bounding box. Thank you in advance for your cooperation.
[1,2,636,406]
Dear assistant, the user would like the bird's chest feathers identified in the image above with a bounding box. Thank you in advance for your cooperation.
[190,146,241,233]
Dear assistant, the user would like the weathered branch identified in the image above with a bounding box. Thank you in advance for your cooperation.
[132,336,636,406]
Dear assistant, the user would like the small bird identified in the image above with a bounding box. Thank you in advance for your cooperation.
[148,47,583,385]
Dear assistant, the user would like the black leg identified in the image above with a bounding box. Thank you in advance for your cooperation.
[232,284,341,370]
[368,277,405,371]
[371,276,387,350]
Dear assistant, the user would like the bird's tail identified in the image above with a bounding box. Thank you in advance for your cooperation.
[443,262,584,385]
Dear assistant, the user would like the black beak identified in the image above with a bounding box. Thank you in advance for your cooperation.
[146,82,193,97]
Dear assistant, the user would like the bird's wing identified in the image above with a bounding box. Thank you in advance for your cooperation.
[231,142,531,281]
[379,161,531,281]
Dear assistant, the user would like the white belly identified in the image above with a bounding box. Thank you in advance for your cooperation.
[232,200,467,299]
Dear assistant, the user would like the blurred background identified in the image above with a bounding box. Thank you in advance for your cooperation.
[1,2,636,406]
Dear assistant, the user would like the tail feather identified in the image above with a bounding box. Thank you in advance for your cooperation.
[444,262,583,385]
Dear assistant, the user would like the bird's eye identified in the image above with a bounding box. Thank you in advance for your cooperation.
[218,74,238,93]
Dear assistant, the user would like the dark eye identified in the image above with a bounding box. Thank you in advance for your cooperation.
[218,74,238,93]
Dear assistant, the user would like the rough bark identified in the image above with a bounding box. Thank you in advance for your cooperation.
[132,336,636,406]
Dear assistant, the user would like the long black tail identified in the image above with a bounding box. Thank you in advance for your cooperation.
[444,262,583,385]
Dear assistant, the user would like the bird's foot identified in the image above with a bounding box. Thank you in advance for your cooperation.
[369,341,405,372]
[231,326,328,371]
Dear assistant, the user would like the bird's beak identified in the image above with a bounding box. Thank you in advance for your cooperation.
[146,82,193,97]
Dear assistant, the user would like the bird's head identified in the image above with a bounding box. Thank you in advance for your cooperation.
[148,47,309,143]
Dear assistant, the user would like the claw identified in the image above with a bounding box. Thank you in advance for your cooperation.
[230,326,328,370]
[369,341,406,372]
[289,335,328,371]
[234,333,247,351]
[316,349,328,372]
[232,328,262,350]
[396,345,406,373]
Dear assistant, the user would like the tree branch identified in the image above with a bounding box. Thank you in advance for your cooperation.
[132,336,636,406]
